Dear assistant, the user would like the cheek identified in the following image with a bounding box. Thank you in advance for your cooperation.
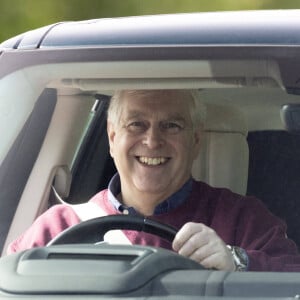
[112,134,138,158]
[173,135,199,160]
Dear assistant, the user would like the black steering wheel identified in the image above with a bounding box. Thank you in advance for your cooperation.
[48,214,178,246]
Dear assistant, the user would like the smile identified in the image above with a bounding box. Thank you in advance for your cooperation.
[137,156,169,166]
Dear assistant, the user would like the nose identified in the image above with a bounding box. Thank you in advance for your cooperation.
[142,126,164,149]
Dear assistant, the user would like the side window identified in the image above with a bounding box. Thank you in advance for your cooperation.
[0,88,57,251]
[247,130,300,246]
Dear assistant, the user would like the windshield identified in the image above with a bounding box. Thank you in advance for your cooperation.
[1,12,300,298]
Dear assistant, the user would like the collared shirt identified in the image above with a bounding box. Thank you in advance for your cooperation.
[107,173,193,215]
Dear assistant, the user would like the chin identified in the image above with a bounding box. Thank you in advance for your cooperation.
[135,180,176,196]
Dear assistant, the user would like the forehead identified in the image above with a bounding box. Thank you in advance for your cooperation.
[120,90,192,119]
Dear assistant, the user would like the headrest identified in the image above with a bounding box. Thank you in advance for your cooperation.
[192,103,249,195]
[204,104,248,135]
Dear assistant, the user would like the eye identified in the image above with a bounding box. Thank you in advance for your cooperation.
[125,121,147,133]
[160,121,183,134]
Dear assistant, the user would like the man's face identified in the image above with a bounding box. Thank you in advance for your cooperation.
[107,90,201,204]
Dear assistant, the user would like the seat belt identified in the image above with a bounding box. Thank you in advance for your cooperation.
[51,177,131,245]
[70,202,131,245]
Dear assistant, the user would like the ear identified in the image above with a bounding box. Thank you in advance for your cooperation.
[192,128,202,160]
[107,121,116,158]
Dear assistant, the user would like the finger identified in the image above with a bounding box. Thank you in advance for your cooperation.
[188,241,217,263]
[176,230,210,257]
[189,242,235,271]
[198,251,234,271]
[197,252,223,269]
[172,222,205,252]
[174,224,218,255]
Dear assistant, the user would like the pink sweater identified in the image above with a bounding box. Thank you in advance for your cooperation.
[8,180,300,271]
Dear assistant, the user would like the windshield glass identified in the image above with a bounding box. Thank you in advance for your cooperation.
[1,15,300,296]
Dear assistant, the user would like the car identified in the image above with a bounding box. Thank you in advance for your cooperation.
[1,9,300,299]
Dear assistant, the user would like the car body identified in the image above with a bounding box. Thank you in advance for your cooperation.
[1,9,300,299]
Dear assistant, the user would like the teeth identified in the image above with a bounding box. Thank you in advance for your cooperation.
[139,157,167,166]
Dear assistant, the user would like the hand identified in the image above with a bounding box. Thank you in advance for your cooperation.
[172,222,235,271]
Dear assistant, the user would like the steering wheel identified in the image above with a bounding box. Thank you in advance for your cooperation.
[48,215,178,246]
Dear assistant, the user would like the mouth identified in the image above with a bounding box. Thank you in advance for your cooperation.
[137,156,170,166]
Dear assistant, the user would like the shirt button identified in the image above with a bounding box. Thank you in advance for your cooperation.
[123,209,129,215]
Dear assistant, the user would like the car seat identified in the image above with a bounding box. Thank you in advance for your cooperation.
[192,103,249,195]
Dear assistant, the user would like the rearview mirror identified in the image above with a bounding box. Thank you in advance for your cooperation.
[281,104,300,132]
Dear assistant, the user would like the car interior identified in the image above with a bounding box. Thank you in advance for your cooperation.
[1,56,300,298]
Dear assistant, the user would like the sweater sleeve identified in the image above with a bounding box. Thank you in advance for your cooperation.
[234,196,300,271]
[7,204,81,255]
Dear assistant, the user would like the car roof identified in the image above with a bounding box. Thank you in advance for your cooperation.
[2,10,300,50]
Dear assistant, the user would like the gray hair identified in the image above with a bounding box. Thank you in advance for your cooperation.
[107,89,206,129]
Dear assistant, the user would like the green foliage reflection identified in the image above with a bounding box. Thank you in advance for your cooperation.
[1,0,300,42]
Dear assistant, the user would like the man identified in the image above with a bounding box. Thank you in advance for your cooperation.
[7,89,300,271]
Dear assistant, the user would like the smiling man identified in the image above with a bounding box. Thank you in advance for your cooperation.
[107,90,201,216]
[7,89,300,272]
